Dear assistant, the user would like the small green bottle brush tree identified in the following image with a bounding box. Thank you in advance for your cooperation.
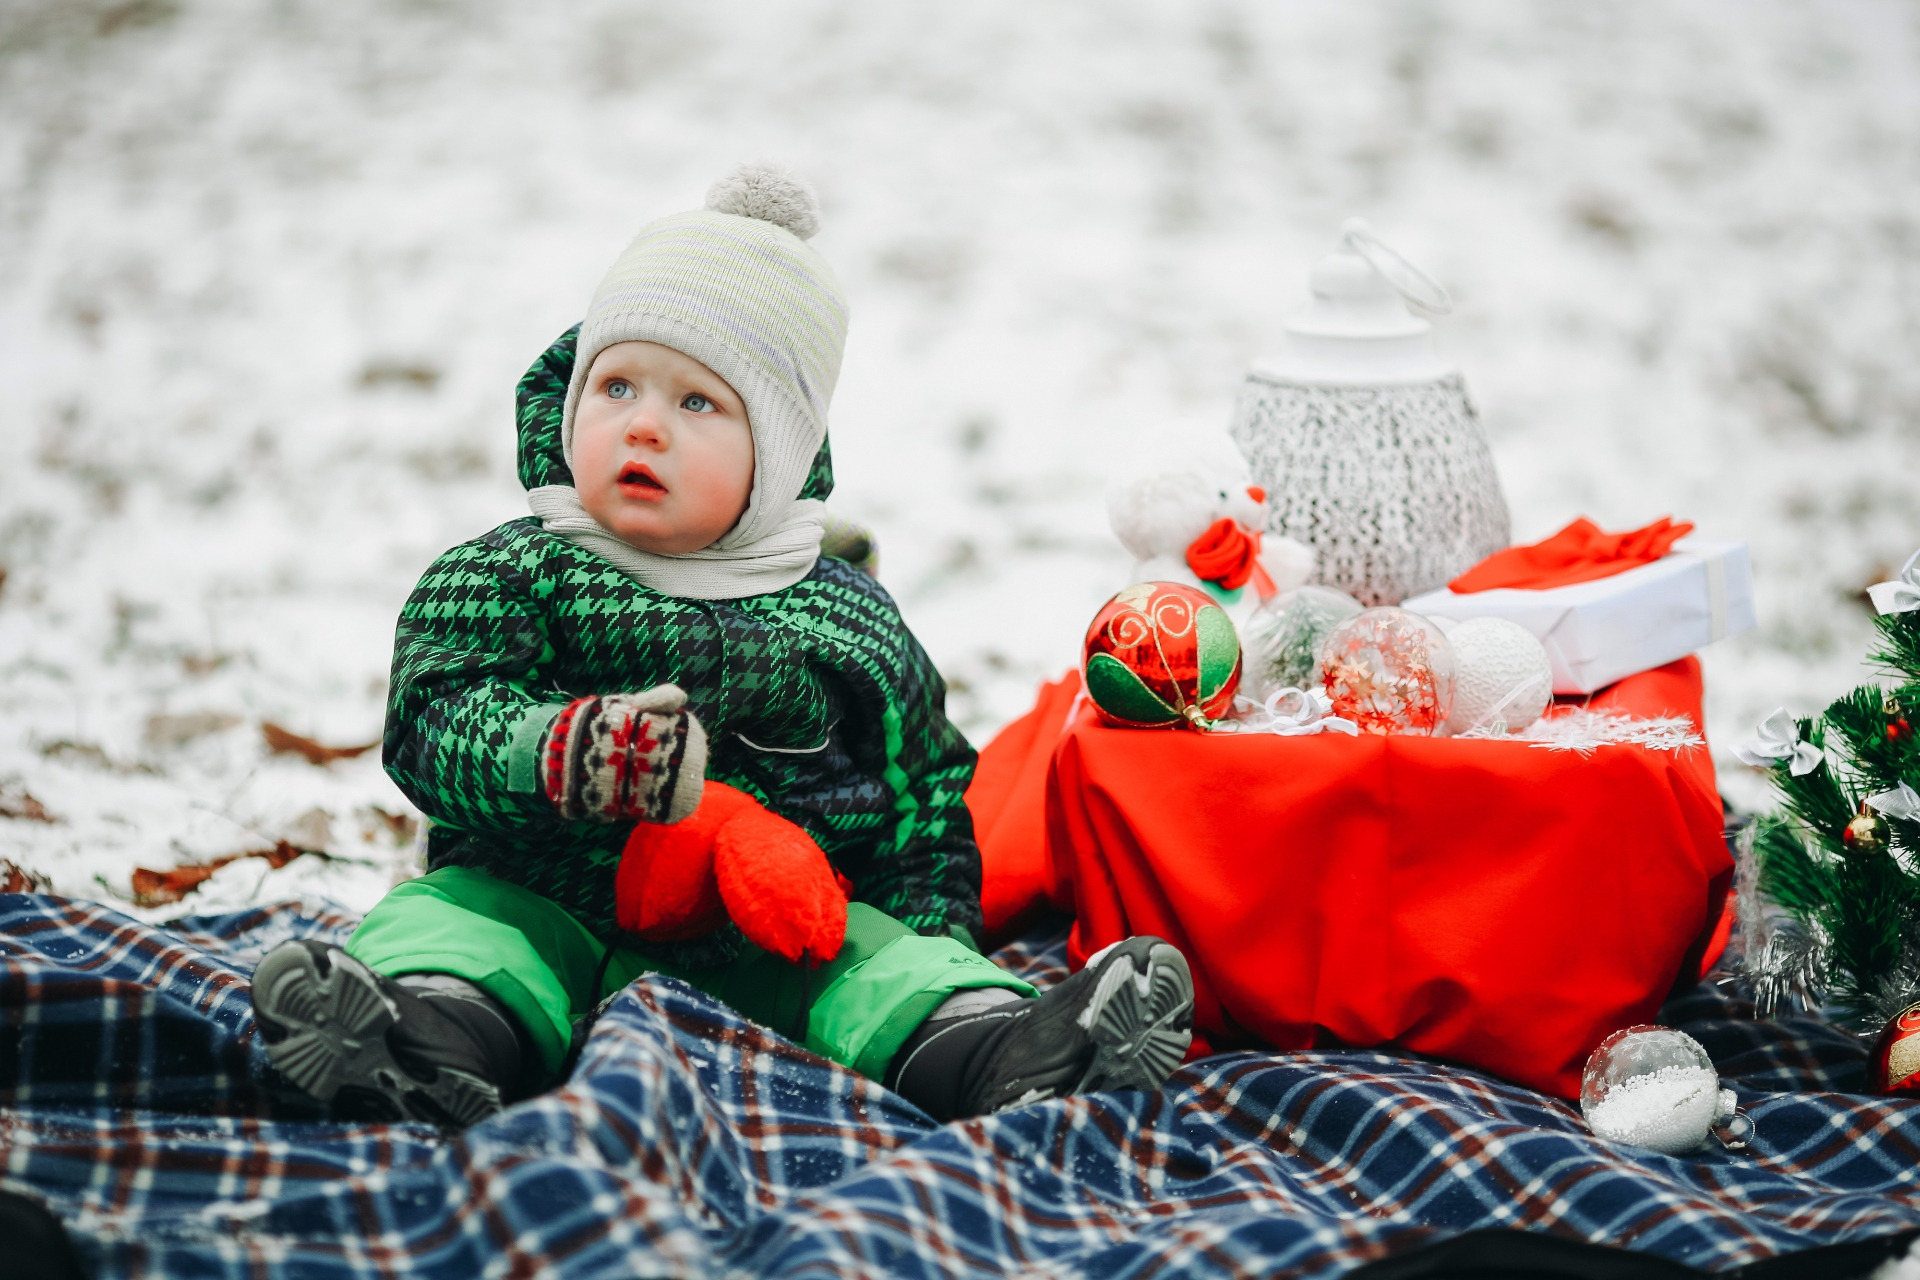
[1741,558,1920,1087]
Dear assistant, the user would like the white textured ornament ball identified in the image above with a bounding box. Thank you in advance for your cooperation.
[1445,617,1552,735]
[705,162,821,240]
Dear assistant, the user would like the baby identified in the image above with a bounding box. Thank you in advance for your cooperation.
[251,165,1194,1127]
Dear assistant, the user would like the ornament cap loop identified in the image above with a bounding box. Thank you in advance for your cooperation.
[1711,1106,1755,1152]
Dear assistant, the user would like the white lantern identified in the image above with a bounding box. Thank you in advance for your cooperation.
[1230,220,1511,607]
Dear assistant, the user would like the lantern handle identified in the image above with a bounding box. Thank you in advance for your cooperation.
[1341,218,1453,315]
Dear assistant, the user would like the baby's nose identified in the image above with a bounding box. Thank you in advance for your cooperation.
[626,407,671,444]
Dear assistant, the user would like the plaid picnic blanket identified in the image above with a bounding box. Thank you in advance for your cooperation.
[2,893,1918,1279]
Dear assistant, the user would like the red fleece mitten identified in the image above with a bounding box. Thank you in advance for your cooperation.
[613,783,750,942]
[615,782,847,965]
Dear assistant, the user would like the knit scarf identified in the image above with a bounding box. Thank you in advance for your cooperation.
[527,485,825,600]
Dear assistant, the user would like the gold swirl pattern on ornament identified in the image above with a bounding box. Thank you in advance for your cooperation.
[1150,594,1196,638]
[1100,590,1204,719]
[1105,608,1153,650]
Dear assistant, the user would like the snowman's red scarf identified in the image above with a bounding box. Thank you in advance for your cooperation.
[1185,518,1276,597]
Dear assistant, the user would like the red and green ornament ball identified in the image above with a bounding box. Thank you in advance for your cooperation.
[1873,998,1920,1095]
[1083,581,1242,730]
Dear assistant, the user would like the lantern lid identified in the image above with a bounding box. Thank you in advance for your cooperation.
[1254,219,1456,386]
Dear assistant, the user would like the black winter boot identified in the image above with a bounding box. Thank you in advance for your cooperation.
[887,936,1195,1121]
[252,939,534,1128]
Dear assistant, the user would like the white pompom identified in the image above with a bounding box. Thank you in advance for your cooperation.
[1446,617,1553,734]
[704,162,821,240]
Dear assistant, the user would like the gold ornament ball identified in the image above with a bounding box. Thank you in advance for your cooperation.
[1843,808,1890,857]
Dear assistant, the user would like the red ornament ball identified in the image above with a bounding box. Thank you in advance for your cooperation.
[1871,998,1920,1095]
[1083,581,1242,730]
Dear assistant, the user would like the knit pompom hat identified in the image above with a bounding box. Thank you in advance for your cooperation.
[530,163,850,599]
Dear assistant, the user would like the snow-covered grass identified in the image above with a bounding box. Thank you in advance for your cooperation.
[2,0,1916,915]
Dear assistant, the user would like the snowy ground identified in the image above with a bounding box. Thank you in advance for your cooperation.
[2,0,1917,918]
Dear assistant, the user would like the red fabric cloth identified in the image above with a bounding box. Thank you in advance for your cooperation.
[1448,516,1696,593]
[967,659,1731,1099]
[969,672,1084,948]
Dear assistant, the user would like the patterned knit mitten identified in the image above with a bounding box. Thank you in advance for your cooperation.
[540,685,707,824]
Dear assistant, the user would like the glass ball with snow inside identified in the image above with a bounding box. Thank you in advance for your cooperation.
[1242,584,1364,700]
[1580,1025,1736,1155]
[1444,617,1553,735]
[1317,607,1456,735]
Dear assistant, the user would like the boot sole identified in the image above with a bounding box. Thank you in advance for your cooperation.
[252,945,501,1128]
[1075,941,1195,1095]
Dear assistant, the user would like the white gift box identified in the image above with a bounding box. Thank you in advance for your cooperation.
[1401,538,1755,695]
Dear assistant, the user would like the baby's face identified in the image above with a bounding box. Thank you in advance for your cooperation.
[573,341,755,554]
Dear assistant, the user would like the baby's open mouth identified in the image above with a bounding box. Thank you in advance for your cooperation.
[617,463,666,494]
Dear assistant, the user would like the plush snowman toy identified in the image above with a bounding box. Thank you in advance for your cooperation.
[1108,468,1315,625]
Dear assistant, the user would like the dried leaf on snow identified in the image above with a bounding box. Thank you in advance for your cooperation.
[366,806,418,843]
[145,711,243,748]
[130,840,316,907]
[0,784,55,822]
[261,722,379,765]
[1,859,51,893]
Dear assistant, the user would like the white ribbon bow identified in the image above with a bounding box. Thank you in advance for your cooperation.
[1733,707,1824,776]
[1867,781,1920,823]
[1867,548,1920,616]
[1226,687,1360,737]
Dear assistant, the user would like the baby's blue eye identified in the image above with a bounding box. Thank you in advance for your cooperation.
[683,393,715,413]
[606,380,634,400]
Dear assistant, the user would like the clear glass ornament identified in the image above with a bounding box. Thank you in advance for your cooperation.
[1317,607,1456,735]
[1580,1026,1752,1154]
[1242,584,1364,701]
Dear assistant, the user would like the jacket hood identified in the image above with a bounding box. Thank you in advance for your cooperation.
[514,325,834,502]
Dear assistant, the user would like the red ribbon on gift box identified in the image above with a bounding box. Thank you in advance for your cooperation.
[1449,516,1695,593]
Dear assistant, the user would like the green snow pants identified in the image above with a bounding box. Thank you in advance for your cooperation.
[344,865,1032,1083]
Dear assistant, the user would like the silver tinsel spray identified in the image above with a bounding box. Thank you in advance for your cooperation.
[1230,221,1510,607]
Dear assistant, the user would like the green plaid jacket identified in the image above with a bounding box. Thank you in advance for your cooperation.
[382,328,982,968]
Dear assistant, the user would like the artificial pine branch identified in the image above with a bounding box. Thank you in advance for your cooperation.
[1817,852,1914,1015]
[1747,611,1920,1026]
[1753,813,1833,919]
[1826,686,1908,793]
[1868,611,1920,678]
[1826,684,1920,838]
[1768,722,1855,854]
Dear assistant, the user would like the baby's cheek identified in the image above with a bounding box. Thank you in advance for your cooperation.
[707,430,756,525]
[697,463,754,537]
[569,419,625,521]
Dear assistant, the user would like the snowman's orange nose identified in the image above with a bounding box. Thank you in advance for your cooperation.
[1246,485,1267,504]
